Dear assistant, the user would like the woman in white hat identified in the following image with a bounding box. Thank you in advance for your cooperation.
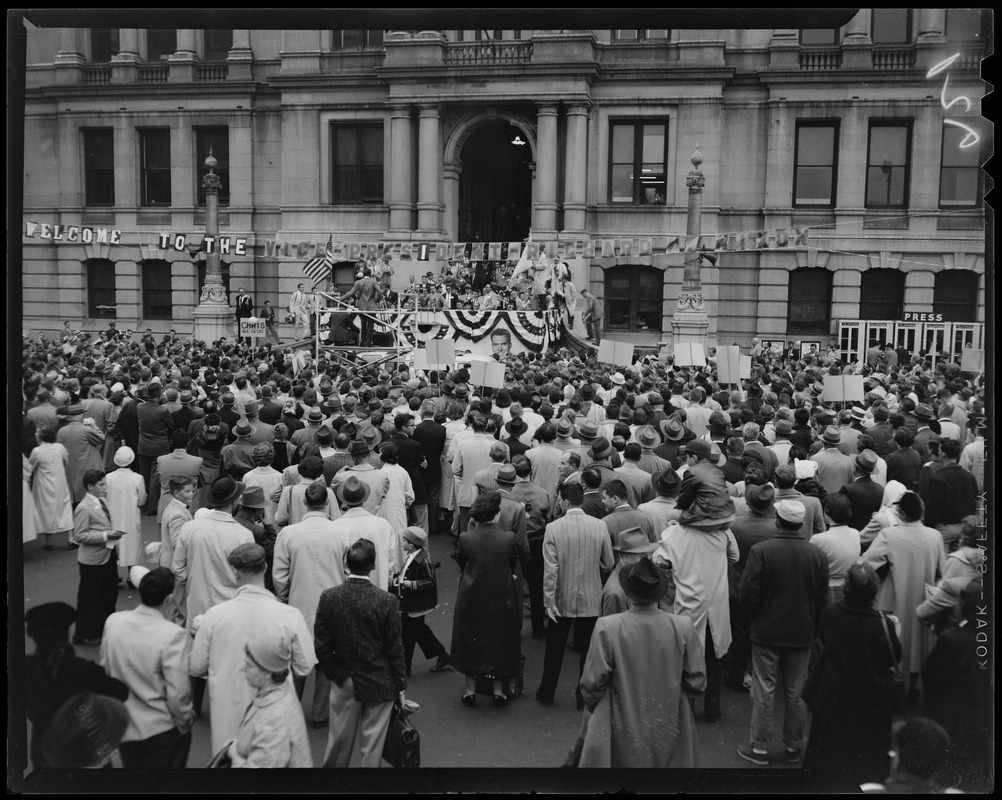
[104,446,148,582]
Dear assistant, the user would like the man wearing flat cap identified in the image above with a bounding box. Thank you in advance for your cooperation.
[25,602,129,770]
[737,500,829,767]
[577,557,706,768]
[190,542,316,757]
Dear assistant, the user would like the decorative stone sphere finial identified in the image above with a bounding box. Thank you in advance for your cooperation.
[691,148,703,169]
[205,148,217,171]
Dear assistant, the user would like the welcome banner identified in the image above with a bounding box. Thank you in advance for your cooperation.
[24,220,809,261]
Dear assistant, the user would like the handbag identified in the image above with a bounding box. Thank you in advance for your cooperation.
[207,743,233,768]
[382,699,420,768]
[878,612,908,715]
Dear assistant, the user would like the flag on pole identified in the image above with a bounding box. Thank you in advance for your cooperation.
[302,234,334,286]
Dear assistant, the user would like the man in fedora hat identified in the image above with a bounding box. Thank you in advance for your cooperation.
[273,482,354,728]
[552,417,580,452]
[412,399,447,535]
[58,404,108,506]
[217,392,241,439]
[190,542,316,757]
[655,416,689,469]
[577,557,706,767]
[501,415,531,459]
[275,455,343,527]
[809,424,855,497]
[221,419,258,481]
[241,399,276,446]
[25,601,129,769]
[737,500,828,766]
[659,505,739,723]
[171,389,204,434]
[836,449,885,531]
[726,484,777,694]
[99,568,194,769]
[635,424,672,476]
[329,439,390,516]
[330,476,397,592]
[601,527,659,616]
[291,407,328,453]
[535,481,613,709]
[233,486,279,593]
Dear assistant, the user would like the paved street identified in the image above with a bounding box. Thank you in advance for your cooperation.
[17,512,817,783]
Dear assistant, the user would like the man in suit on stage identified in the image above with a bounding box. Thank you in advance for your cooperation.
[341,267,383,347]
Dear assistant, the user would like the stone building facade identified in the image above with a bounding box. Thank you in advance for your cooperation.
[18,12,989,360]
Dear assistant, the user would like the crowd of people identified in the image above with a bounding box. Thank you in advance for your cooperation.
[19,317,988,787]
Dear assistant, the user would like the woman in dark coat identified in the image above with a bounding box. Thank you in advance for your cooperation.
[450,491,523,708]
[804,563,903,784]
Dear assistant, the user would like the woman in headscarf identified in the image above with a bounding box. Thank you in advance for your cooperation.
[859,480,907,553]
[225,633,312,768]
[104,446,148,580]
[29,425,73,549]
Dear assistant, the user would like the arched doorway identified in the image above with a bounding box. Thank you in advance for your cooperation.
[458,122,532,243]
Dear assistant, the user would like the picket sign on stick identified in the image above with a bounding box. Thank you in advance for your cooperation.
[470,359,505,390]
[425,338,453,368]
[411,348,428,371]
[239,318,266,339]
[822,375,865,403]
[960,348,985,373]
[597,340,636,369]
[715,346,741,385]
[673,342,706,368]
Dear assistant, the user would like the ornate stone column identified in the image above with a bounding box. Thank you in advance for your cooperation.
[54,28,85,64]
[562,103,589,234]
[416,103,443,236]
[388,103,415,235]
[917,9,946,40]
[670,148,709,347]
[533,103,559,234]
[192,152,232,341]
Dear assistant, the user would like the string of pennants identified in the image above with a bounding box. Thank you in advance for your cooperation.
[22,221,809,261]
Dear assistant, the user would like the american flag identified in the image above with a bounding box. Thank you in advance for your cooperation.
[302,234,334,286]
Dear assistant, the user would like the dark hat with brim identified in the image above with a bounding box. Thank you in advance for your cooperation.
[590,437,613,460]
[496,464,518,485]
[505,417,527,436]
[613,527,659,554]
[654,468,680,496]
[209,476,244,507]
[336,475,371,506]
[348,438,371,455]
[660,417,685,442]
[618,556,668,604]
